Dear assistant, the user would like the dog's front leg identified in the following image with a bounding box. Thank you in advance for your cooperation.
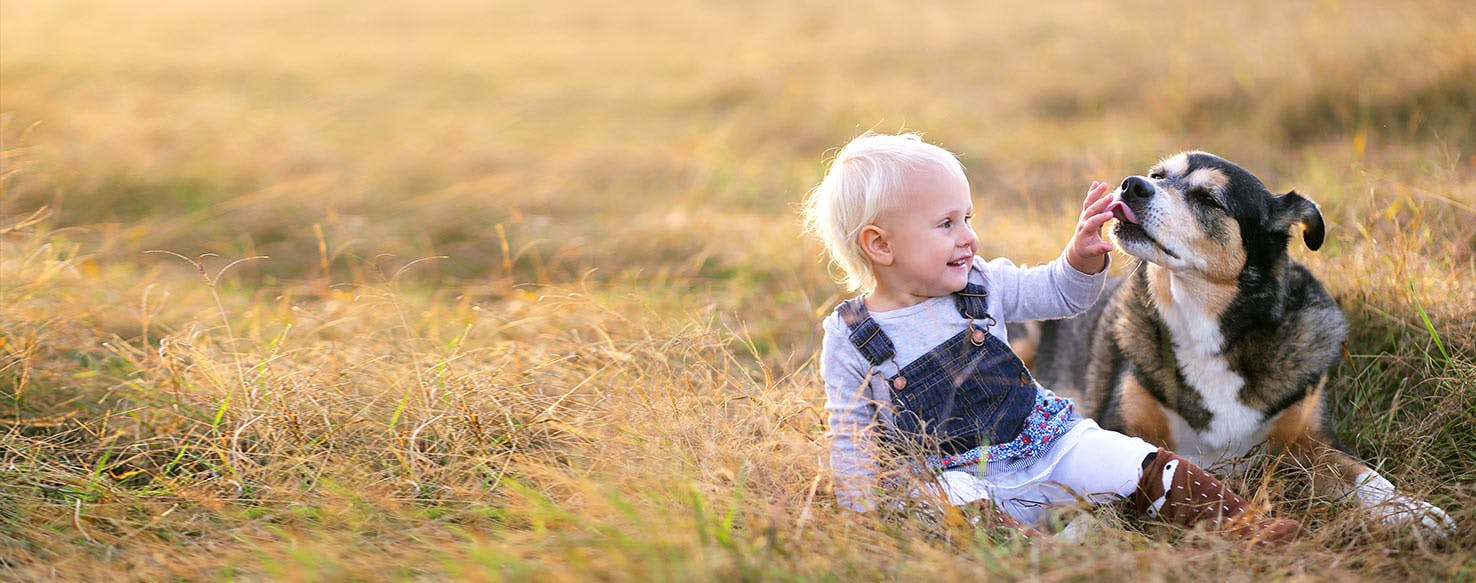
[1267,379,1455,537]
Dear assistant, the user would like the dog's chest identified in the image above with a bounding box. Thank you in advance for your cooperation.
[1159,285,1267,463]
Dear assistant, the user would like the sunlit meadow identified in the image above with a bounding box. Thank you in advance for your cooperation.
[2,0,1473,580]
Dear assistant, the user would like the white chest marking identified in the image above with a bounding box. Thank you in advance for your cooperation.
[1160,280,1265,462]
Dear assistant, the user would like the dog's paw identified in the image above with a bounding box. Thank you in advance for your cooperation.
[1369,493,1456,537]
[1349,471,1456,537]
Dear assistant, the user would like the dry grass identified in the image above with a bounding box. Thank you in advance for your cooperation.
[2,0,1473,580]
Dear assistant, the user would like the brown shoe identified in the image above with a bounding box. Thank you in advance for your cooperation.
[1133,448,1301,547]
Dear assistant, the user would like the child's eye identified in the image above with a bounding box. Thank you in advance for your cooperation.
[939,219,952,228]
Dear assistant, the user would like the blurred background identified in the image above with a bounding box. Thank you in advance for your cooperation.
[6,0,1472,356]
[2,0,1473,578]
[6,0,1471,279]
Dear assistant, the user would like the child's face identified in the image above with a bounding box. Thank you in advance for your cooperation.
[875,164,977,297]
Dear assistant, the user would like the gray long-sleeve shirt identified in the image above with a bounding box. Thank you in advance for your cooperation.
[819,254,1107,511]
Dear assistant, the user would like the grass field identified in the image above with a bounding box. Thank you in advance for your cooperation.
[2,0,1473,580]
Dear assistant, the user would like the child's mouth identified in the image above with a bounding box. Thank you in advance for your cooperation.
[947,258,969,268]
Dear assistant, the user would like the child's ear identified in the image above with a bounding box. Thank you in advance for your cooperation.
[859,225,894,266]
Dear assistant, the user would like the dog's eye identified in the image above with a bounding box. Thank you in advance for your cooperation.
[1149,170,1165,180]
[1191,189,1222,209]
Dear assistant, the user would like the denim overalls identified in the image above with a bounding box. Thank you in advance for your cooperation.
[838,282,1058,464]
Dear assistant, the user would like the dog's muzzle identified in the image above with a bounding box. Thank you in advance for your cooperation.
[1121,176,1154,202]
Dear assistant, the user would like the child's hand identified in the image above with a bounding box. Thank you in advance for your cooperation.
[1065,181,1115,275]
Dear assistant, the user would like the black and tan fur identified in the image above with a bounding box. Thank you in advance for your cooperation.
[1025,152,1453,534]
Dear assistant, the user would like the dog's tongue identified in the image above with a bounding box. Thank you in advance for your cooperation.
[1109,198,1139,225]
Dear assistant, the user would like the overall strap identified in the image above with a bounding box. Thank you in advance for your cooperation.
[837,297,895,367]
[953,282,993,322]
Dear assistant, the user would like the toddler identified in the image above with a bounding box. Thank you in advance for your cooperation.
[802,132,1299,544]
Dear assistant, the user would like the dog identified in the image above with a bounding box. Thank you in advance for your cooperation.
[1022,151,1454,535]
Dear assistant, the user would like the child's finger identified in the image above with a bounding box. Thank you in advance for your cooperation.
[1080,185,1103,212]
[1081,210,1114,232]
[1089,187,1113,208]
[1084,188,1113,215]
[1083,181,1111,207]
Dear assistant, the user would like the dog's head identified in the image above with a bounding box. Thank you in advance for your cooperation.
[1108,151,1324,281]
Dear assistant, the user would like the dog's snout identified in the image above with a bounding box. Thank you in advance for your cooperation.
[1121,176,1154,200]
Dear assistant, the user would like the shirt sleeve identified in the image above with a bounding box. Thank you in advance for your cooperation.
[819,313,881,512]
[980,253,1108,323]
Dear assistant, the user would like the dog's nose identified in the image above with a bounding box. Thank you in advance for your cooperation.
[1121,176,1154,200]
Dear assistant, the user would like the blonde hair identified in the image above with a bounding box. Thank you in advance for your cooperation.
[802,132,967,293]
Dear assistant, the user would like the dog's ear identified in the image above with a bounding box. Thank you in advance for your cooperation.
[1274,190,1325,251]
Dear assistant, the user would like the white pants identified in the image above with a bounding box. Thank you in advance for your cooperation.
[920,420,1158,527]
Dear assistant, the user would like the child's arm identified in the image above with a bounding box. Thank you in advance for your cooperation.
[819,315,881,512]
[990,182,1115,322]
